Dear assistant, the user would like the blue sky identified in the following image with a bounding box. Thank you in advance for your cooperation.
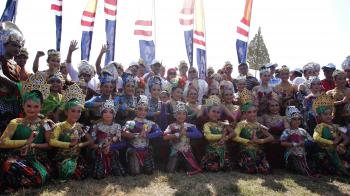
[1,0,349,77]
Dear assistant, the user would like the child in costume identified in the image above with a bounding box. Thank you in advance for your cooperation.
[201,95,235,172]
[303,77,322,135]
[280,106,317,176]
[122,95,162,175]
[90,100,126,179]
[0,72,53,190]
[49,83,93,181]
[234,89,274,174]
[312,93,350,175]
[163,101,202,175]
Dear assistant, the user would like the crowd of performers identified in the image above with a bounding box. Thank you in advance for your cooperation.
[1,22,350,191]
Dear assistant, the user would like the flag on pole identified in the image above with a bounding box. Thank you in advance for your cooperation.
[81,0,98,61]
[193,0,206,79]
[104,0,117,65]
[0,0,17,22]
[236,0,253,64]
[179,0,194,66]
[51,0,62,51]
[134,0,155,68]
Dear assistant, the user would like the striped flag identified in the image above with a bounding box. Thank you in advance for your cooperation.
[134,0,155,68]
[179,0,194,66]
[81,0,98,61]
[104,0,117,65]
[194,0,206,79]
[51,0,62,51]
[0,0,17,22]
[236,0,253,64]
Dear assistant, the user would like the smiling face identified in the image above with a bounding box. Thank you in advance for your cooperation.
[334,73,347,88]
[245,106,258,122]
[290,117,301,129]
[124,82,135,96]
[48,78,63,93]
[187,88,198,103]
[151,84,161,99]
[320,109,333,124]
[101,82,114,97]
[175,110,187,124]
[172,87,183,101]
[23,99,42,119]
[136,106,148,119]
[102,108,114,123]
[268,100,280,114]
[260,72,271,83]
[208,105,221,121]
[47,56,61,71]
[223,89,234,104]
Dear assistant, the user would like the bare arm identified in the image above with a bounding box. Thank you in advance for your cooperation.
[66,40,78,64]
[32,51,45,73]
[95,44,108,76]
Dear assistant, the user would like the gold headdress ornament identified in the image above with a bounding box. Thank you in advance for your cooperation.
[48,71,65,83]
[306,76,320,89]
[47,49,60,59]
[239,88,255,112]
[100,99,117,115]
[62,83,85,107]
[205,95,221,107]
[22,72,50,99]
[312,93,334,115]
[1,22,24,46]
[174,101,187,113]
[285,106,302,120]
[279,65,290,73]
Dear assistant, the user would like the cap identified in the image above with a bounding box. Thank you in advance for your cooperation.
[265,63,278,68]
[322,63,336,70]
[292,68,303,75]
[151,59,161,65]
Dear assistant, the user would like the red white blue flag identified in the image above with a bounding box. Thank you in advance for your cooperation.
[104,0,117,65]
[51,0,62,51]
[194,0,206,79]
[236,0,253,64]
[0,0,17,22]
[134,0,155,68]
[179,0,194,66]
[81,0,98,61]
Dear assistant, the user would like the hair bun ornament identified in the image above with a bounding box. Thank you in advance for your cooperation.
[22,72,50,99]
[205,95,221,107]
[62,83,85,106]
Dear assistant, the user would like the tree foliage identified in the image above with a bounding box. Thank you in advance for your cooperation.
[247,27,270,70]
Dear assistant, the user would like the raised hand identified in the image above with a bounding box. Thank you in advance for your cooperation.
[100,44,108,54]
[69,40,79,53]
[36,51,45,58]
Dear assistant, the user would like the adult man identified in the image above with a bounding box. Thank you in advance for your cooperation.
[236,62,259,90]
[0,22,24,133]
[321,63,336,91]
[14,47,30,81]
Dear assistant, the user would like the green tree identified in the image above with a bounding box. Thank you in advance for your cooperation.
[247,27,270,71]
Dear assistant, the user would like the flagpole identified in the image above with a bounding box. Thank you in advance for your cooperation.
[153,0,156,46]
[13,0,18,23]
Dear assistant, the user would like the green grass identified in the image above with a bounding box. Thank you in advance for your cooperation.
[10,170,350,196]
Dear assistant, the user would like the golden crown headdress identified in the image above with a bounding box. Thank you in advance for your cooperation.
[239,88,253,106]
[62,83,85,106]
[205,95,221,107]
[312,93,334,114]
[48,71,65,83]
[22,72,50,99]
[100,99,117,115]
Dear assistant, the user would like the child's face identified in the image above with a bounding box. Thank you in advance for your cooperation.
[160,93,170,102]
[124,83,135,96]
[172,87,183,101]
[49,78,63,93]
[223,89,234,103]
[320,109,333,124]
[187,89,198,103]
[310,81,321,92]
[209,88,219,96]
[237,80,246,91]
[136,106,148,119]
[208,106,221,121]
[334,74,347,87]
[135,88,145,97]
[280,71,289,81]
[102,109,114,122]
[290,117,301,128]
[260,73,271,83]
[101,83,114,97]
[175,111,187,123]
[245,106,258,122]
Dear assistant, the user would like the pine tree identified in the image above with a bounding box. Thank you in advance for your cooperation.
[247,27,270,70]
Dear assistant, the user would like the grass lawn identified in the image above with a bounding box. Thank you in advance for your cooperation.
[10,170,350,196]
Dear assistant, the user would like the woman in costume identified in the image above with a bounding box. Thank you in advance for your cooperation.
[221,86,240,122]
[312,93,350,175]
[85,73,115,124]
[234,89,274,174]
[274,65,297,114]
[90,100,126,179]
[122,95,162,175]
[0,72,53,190]
[252,67,275,116]
[49,83,93,181]
[280,106,317,176]
[147,76,162,123]
[163,101,202,175]
[303,77,322,135]
[185,86,202,124]
[114,73,138,125]
[326,70,350,127]
[33,49,61,82]
[259,97,289,168]
[201,95,235,172]
[41,72,64,122]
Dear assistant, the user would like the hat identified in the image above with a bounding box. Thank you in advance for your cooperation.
[292,68,303,75]
[18,48,29,57]
[78,60,95,76]
[265,63,278,68]
[322,63,336,70]
[129,61,139,67]
[178,60,188,69]
[151,59,161,66]
[341,56,350,70]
